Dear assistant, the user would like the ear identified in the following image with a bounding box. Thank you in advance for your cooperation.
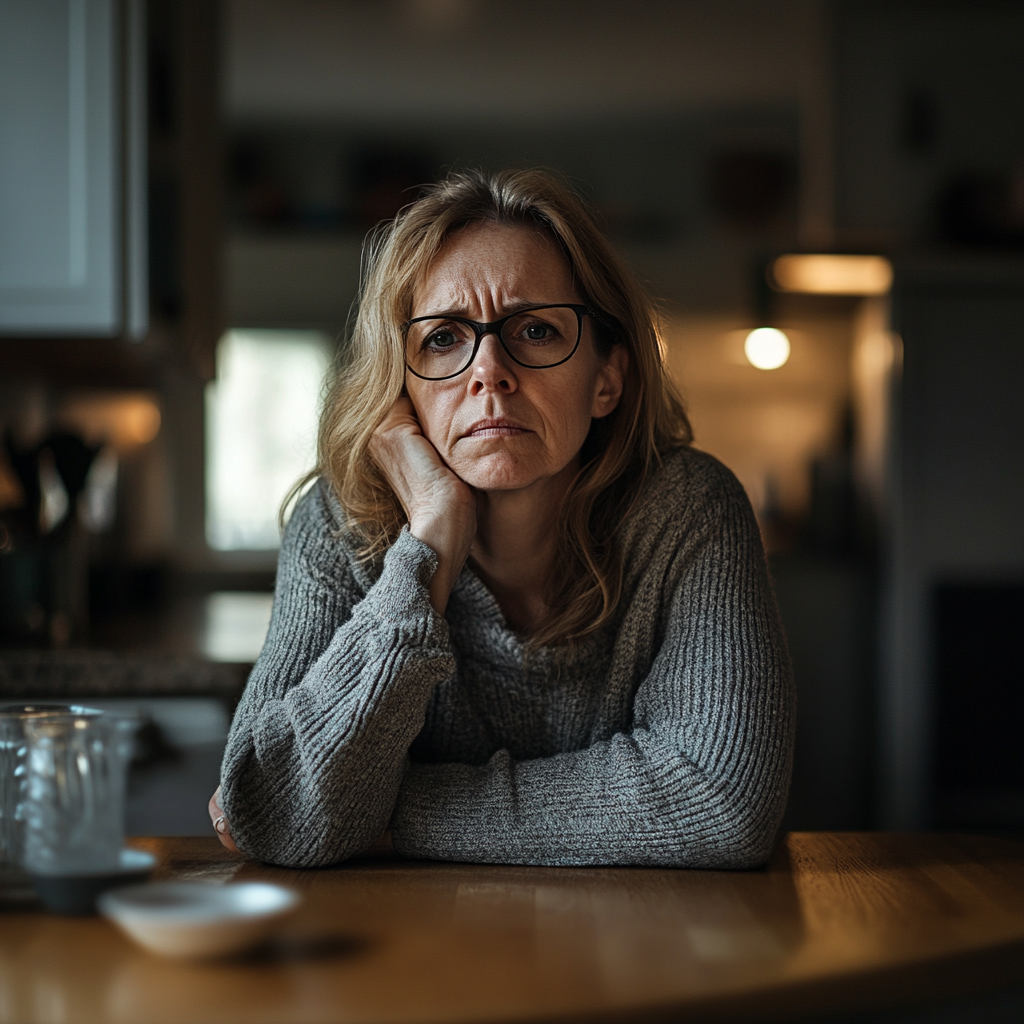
[591,344,628,419]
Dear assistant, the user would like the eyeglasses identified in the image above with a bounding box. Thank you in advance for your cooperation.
[403,303,601,381]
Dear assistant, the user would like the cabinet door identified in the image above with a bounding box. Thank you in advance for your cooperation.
[0,0,121,335]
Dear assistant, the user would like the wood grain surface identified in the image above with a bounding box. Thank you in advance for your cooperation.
[2,833,1024,1024]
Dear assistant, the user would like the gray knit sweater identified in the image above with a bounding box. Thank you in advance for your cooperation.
[220,447,795,869]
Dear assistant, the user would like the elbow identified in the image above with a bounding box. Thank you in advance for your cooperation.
[677,753,792,869]
[221,758,390,868]
[715,820,780,869]
[693,797,784,869]
[232,821,376,869]
[651,794,783,870]
[223,786,381,869]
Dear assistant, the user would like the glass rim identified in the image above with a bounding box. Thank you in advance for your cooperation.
[21,712,141,738]
[0,703,104,719]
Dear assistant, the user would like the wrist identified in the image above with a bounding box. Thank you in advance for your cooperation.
[408,506,472,559]
[408,516,473,616]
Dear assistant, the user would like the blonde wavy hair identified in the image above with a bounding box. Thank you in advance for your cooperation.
[315,169,691,646]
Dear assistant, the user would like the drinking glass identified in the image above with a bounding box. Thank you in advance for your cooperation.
[0,704,101,871]
[22,710,139,876]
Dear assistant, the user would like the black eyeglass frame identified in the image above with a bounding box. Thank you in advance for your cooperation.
[403,303,608,381]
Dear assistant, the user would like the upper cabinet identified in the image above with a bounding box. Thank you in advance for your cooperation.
[0,0,146,337]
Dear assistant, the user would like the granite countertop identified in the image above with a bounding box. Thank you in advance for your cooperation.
[0,592,271,702]
[0,649,248,700]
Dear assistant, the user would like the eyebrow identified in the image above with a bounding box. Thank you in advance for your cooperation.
[411,300,568,320]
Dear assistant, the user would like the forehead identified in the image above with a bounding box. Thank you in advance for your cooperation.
[412,221,577,313]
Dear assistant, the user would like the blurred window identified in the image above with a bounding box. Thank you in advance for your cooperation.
[205,329,331,550]
[201,591,274,662]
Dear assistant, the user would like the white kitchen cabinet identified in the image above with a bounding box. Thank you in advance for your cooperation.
[0,0,145,336]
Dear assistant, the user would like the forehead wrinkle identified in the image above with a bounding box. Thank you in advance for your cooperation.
[416,293,558,319]
[411,222,577,316]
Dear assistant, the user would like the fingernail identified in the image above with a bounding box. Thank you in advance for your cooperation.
[214,815,227,834]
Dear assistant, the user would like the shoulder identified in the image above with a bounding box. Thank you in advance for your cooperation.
[628,446,756,539]
[279,480,378,593]
[654,445,750,504]
[616,447,762,590]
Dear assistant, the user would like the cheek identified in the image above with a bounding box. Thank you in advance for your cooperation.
[534,369,599,453]
[550,397,591,448]
[407,382,460,451]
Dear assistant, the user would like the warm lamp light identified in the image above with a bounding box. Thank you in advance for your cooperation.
[769,254,893,296]
[122,399,161,445]
[744,328,790,370]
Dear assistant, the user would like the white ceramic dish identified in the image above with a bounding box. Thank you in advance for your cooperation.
[98,881,302,958]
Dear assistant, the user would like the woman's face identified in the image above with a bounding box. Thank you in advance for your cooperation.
[406,222,625,494]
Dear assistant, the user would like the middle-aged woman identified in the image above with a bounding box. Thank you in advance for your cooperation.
[210,169,795,869]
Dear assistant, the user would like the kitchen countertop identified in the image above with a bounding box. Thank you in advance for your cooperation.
[0,592,271,701]
[0,648,248,700]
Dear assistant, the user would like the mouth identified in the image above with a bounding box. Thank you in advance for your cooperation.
[460,418,531,439]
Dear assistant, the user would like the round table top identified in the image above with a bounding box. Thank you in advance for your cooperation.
[2,832,1024,1024]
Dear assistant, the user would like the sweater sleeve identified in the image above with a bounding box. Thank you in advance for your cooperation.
[219,485,454,867]
[389,465,795,869]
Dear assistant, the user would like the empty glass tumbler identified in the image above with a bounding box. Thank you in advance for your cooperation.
[0,704,101,871]
[21,710,138,876]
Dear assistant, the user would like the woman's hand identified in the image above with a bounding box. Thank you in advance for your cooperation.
[370,396,476,615]
[208,785,240,853]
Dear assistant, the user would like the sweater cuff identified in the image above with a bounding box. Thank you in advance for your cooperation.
[362,526,449,644]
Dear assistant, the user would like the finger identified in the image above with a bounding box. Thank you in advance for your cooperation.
[371,414,453,501]
[207,785,222,824]
[208,786,240,853]
[214,815,240,853]
[375,395,420,435]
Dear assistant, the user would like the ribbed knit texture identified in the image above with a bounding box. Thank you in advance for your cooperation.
[220,448,795,869]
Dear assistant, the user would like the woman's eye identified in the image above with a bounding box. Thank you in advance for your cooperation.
[425,330,459,350]
[520,321,556,343]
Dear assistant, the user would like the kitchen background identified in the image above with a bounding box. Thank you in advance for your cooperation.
[0,0,1022,839]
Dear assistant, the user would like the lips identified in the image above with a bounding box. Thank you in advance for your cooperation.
[461,418,531,439]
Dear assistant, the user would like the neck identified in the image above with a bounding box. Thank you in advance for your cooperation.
[470,462,577,634]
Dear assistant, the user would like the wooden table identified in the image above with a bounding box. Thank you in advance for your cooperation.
[2,833,1024,1024]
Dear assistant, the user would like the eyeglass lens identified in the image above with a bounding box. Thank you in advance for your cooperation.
[405,306,581,380]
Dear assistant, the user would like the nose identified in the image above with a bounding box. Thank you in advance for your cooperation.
[469,332,517,395]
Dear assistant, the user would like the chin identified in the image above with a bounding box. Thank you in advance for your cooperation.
[453,452,545,492]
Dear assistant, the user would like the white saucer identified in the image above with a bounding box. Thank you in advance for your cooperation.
[99,880,302,958]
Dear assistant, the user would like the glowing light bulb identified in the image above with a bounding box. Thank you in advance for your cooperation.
[744,327,790,370]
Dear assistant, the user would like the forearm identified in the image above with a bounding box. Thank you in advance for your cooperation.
[221,529,454,867]
[410,511,473,617]
[371,395,477,618]
[391,729,791,869]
